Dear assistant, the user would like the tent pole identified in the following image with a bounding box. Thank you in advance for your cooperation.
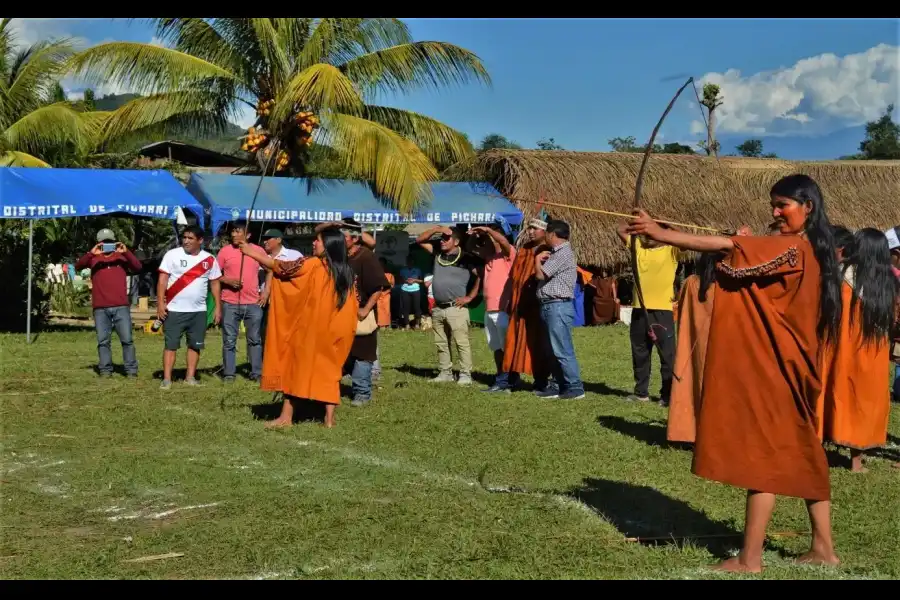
[26,220,34,344]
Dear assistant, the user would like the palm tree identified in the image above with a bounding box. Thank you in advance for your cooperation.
[68,18,491,212]
[0,19,108,167]
[698,83,723,158]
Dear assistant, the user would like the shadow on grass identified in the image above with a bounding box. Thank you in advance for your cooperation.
[394,364,495,387]
[569,477,743,558]
[250,395,327,424]
[150,366,223,381]
[596,415,692,451]
[583,382,633,399]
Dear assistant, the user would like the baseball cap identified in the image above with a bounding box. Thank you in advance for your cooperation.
[96,228,116,242]
[261,228,284,239]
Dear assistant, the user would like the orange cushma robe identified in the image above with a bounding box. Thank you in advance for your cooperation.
[502,241,551,379]
[693,235,830,501]
[377,273,394,328]
[667,275,714,444]
[260,258,359,405]
[815,276,891,449]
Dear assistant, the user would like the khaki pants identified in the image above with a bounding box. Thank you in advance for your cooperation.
[432,305,472,375]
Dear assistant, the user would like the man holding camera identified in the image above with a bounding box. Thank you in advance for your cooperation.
[75,228,143,378]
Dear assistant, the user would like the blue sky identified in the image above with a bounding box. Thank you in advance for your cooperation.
[11,18,900,159]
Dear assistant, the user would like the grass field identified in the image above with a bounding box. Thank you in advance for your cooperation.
[1,323,898,580]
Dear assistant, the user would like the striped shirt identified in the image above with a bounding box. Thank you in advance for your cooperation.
[536,241,577,301]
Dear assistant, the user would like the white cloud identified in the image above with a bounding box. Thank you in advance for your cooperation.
[3,18,93,48]
[692,43,899,137]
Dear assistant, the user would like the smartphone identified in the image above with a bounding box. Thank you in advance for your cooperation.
[102,243,117,253]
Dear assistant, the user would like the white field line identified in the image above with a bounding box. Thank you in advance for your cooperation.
[164,405,601,522]
[107,502,222,522]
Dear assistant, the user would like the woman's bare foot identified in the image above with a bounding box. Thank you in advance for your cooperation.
[323,405,336,428]
[711,556,762,573]
[850,452,868,473]
[795,550,840,566]
[264,417,292,429]
[892,462,900,470]
[850,464,869,474]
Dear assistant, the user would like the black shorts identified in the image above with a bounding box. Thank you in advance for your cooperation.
[163,311,207,351]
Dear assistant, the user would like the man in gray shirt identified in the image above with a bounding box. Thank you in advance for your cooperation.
[416,225,481,385]
[534,219,585,399]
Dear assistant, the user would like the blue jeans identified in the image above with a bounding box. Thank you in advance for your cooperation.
[347,357,374,401]
[222,302,263,379]
[94,306,137,375]
[893,363,900,401]
[539,300,584,395]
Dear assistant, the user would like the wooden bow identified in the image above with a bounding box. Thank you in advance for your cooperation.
[631,77,696,342]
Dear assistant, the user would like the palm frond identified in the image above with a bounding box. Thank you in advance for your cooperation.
[319,111,437,212]
[340,41,491,97]
[0,149,51,167]
[272,63,364,125]
[299,19,412,71]
[272,18,313,63]
[95,91,232,143]
[150,18,250,78]
[5,39,75,115]
[362,105,475,171]
[249,18,291,89]
[67,41,236,95]
[3,102,96,157]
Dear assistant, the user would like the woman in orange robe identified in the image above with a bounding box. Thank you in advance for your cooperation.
[239,227,359,429]
[817,228,896,472]
[668,228,752,444]
[377,258,394,329]
[627,174,843,574]
[502,219,553,391]
[666,253,717,444]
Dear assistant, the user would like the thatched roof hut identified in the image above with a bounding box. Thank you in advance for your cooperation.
[452,150,900,268]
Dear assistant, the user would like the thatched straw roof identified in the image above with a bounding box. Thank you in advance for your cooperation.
[450,150,900,268]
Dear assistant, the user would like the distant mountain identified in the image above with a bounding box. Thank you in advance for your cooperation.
[94,93,247,157]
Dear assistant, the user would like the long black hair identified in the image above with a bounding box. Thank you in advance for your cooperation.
[769,174,842,343]
[696,252,719,303]
[844,228,898,345]
[319,226,355,310]
[832,225,855,262]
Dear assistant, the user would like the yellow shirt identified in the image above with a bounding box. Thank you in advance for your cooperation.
[628,237,679,311]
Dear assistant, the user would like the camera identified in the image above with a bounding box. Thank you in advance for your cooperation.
[101,242,117,253]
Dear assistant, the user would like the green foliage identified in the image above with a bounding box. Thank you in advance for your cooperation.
[735,139,762,157]
[536,137,563,150]
[478,133,522,151]
[82,88,95,111]
[608,136,696,155]
[858,104,900,160]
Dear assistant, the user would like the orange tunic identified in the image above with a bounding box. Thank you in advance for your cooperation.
[667,275,714,443]
[502,241,551,379]
[693,235,830,501]
[815,279,890,449]
[260,258,359,405]
[377,273,395,328]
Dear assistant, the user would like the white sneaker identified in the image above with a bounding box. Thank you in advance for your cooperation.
[432,371,455,383]
[457,373,473,386]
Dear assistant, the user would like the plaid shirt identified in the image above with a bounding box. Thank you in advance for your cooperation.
[536,241,577,301]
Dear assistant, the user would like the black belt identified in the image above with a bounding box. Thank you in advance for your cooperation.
[435,301,456,309]
[539,298,571,304]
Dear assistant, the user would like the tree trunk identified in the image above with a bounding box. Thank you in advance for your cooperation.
[707,109,718,158]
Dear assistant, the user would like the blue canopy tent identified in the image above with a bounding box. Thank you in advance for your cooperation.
[0,167,207,342]
[184,173,523,236]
